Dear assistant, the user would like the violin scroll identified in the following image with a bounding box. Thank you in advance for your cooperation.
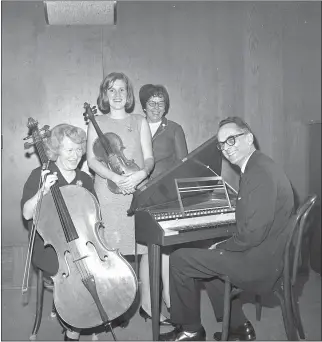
[83,102,98,125]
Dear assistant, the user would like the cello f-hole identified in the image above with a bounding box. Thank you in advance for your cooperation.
[86,240,108,261]
[63,250,71,278]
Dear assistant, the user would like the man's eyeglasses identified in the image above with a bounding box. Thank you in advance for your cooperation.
[147,101,165,108]
[216,133,245,151]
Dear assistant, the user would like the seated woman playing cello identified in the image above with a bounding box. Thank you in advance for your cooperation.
[21,123,96,341]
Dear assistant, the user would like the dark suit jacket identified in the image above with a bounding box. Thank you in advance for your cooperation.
[216,150,295,292]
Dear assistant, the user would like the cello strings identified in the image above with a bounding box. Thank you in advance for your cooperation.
[50,185,93,281]
[51,186,88,280]
[33,130,91,285]
[38,141,92,283]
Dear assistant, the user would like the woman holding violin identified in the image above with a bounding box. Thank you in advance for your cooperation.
[21,123,96,341]
[86,72,154,321]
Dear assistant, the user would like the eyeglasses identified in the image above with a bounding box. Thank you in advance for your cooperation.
[147,101,165,108]
[62,148,83,156]
[216,133,245,151]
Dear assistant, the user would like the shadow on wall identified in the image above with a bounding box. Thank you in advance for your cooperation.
[253,135,261,151]
[309,202,321,275]
[252,133,300,209]
[292,186,300,211]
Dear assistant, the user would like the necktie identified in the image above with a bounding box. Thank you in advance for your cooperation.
[238,172,243,192]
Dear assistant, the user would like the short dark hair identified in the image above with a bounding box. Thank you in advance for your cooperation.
[97,72,135,114]
[218,116,260,149]
[139,84,170,115]
[219,116,253,133]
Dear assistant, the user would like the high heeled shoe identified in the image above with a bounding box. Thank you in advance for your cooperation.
[64,333,79,341]
[139,306,172,326]
[113,315,130,328]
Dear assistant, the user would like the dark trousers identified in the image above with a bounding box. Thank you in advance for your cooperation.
[169,248,247,330]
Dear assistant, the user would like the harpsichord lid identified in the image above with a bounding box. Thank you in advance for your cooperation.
[128,135,222,215]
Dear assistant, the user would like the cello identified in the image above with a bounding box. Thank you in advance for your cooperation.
[23,118,138,333]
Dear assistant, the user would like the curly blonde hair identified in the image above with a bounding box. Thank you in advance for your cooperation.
[45,124,87,161]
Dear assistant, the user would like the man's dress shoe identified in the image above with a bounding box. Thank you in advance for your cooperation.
[213,320,256,341]
[139,306,172,326]
[159,326,206,341]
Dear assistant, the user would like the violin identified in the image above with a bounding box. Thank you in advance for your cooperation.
[83,102,141,194]
[23,118,138,331]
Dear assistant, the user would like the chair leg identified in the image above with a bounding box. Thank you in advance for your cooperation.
[221,279,231,341]
[274,290,298,341]
[291,287,305,339]
[30,269,44,341]
[135,242,139,278]
[255,294,262,321]
[50,300,57,318]
[284,281,299,340]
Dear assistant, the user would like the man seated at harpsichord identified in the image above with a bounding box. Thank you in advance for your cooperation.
[159,116,295,341]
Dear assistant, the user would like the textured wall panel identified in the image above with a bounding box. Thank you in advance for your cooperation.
[44,1,116,25]
[101,1,320,202]
[1,245,37,290]
[2,1,102,246]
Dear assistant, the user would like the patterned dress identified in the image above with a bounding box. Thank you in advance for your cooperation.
[93,113,147,255]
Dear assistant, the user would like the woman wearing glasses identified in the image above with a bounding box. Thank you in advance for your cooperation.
[138,84,188,324]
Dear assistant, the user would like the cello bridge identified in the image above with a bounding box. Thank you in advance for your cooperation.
[73,255,88,263]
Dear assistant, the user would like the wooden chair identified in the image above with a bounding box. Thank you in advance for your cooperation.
[29,269,57,341]
[29,269,110,341]
[221,194,318,341]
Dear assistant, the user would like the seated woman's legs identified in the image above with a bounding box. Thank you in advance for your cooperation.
[64,329,80,341]
[160,253,170,309]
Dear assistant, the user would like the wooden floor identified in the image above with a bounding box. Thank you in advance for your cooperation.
[1,269,321,341]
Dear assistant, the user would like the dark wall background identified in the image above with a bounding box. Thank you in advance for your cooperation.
[1,1,321,287]
[308,123,321,275]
